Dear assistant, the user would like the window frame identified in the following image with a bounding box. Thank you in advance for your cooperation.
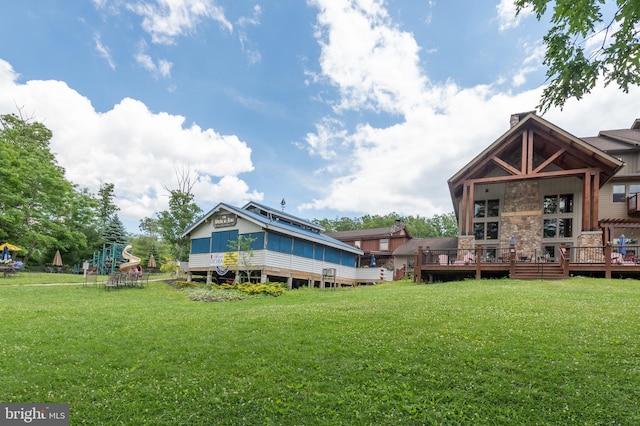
[542,193,574,240]
[613,184,626,203]
[473,199,500,241]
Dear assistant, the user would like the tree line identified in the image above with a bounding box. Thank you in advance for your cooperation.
[0,112,201,269]
[0,113,457,270]
[312,213,458,238]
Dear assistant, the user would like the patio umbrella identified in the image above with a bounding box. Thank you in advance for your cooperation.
[0,242,22,252]
[620,234,626,255]
[147,254,157,268]
[52,249,63,266]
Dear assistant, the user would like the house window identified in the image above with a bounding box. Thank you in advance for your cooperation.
[473,199,499,240]
[543,194,573,238]
[613,184,626,202]
[354,240,361,249]
[630,184,640,196]
[379,238,389,251]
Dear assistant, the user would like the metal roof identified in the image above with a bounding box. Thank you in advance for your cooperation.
[182,202,363,255]
[393,237,459,256]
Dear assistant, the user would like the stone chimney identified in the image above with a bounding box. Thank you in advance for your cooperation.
[510,111,536,128]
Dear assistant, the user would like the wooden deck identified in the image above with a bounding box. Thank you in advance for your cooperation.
[414,244,640,282]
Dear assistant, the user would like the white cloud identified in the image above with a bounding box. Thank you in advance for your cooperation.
[300,0,640,219]
[310,0,428,115]
[237,4,262,27]
[126,0,232,45]
[94,33,116,70]
[134,40,173,78]
[0,59,262,228]
[511,42,545,87]
[237,4,262,64]
[134,52,173,78]
[496,0,533,31]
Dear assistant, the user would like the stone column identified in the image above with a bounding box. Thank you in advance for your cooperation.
[500,181,541,260]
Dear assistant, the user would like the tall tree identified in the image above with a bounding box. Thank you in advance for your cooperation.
[227,235,257,283]
[102,214,128,245]
[97,182,120,222]
[0,113,84,264]
[516,0,640,112]
[312,212,458,238]
[154,166,202,261]
[424,212,458,237]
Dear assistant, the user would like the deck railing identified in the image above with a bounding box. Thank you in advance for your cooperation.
[417,244,638,266]
[414,244,640,281]
[418,246,519,266]
[628,194,640,215]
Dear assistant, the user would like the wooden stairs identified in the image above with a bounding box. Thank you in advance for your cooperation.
[512,261,566,280]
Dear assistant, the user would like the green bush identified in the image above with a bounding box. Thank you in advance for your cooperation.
[182,281,286,302]
[188,288,249,302]
[174,280,198,289]
[236,281,285,296]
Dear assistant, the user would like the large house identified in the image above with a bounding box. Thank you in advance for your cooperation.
[416,112,640,281]
[326,220,411,269]
[181,202,367,288]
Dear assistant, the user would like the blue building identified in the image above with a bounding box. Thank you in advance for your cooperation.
[181,202,365,288]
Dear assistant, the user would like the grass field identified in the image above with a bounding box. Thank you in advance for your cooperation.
[1,277,639,424]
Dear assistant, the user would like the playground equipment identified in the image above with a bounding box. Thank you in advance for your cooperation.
[91,242,128,275]
[119,244,141,273]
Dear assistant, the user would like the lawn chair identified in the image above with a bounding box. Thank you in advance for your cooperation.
[105,273,120,290]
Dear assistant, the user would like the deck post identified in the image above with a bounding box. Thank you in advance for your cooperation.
[509,243,516,278]
[475,244,482,279]
[604,243,612,279]
[415,246,420,283]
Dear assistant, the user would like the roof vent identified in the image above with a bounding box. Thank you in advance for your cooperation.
[510,111,536,128]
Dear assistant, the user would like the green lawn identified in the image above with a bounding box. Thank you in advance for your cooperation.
[1,278,639,424]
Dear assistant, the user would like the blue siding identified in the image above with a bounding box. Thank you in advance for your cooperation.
[211,230,239,252]
[314,245,324,261]
[191,237,211,254]
[325,247,341,264]
[340,252,356,267]
[267,233,293,254]
[341,252,356,267]
[293,239,314,259]
[244,232,265,250]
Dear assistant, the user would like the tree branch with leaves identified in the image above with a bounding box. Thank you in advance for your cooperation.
[516,0,640,112]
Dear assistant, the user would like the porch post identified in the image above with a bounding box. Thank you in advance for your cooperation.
[414,246,422,283]
[461,183,468,235]
[604,243,612,279]
[509,242,516,278]
[468,183,475,236]
[582,171,591,232]
[591,170,599,230]
[475,244,482,280]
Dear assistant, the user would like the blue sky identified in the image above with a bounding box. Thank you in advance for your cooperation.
[1,0,639,233]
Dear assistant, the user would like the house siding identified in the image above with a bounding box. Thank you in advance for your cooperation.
[184,203,364,285]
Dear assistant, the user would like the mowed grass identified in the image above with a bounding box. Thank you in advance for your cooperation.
[1,278,639,425]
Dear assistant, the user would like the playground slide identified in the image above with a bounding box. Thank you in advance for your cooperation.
[119,244,141,272]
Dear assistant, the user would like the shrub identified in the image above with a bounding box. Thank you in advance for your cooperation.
[174,280,198,289]
[187,288,250,302]
[236,281,285,297]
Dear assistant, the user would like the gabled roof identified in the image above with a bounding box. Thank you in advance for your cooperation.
[182,202,363,255]
[393,237,459,256]
[582,119,640,153]
[326,223,411,240]
[448,113,624,210]
[242,201,325,233]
